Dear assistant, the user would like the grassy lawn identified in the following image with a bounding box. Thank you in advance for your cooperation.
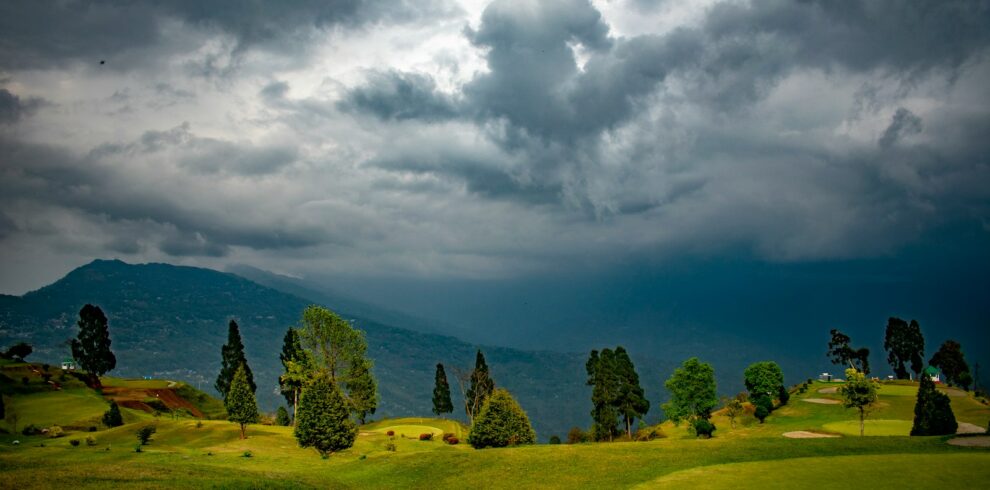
[822,419,914,436]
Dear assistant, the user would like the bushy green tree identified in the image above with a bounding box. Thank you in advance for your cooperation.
[465,350,495,421]
[754,402,770,424]
[911,373,957,436]
[662,357,718,423]
[840,368,878,436]
[744,361,785,421]
[826,329,870,374]
[71,304,116,387]
[226,364,260,439]
[297,305,377,420]
[692,418,716,438]
[215,320,255,397]
[276,406,292,426]
[722,395,744,428]
[929,340,972,389]
[294,373,357,457]
[136,425,156,445]
[103,401,124,428]
[467,388,536,449]
[2,342,32,361]
[432,363,454,417]
[884,317,925,379]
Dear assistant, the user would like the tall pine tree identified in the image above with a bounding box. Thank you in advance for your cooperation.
[465,350,495,421]
[432,363,454,417]
[345,356,378,424]
[215,319,255,397]
[614,347,649,438]
[280,327,304,406]
[911,373,957,435]
[226,364,260,439]
[294,373,357,457]
[71,304,116,387]
[586,348,620,441]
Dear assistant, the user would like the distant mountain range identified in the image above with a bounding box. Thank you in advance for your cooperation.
[0,259,676,438]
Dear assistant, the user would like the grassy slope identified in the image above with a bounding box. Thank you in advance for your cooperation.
[2,375,989,488]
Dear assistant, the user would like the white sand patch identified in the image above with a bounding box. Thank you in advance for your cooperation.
[956,422,987,434]
[948,436,990,447]
[801,398,841,405]
[818,387,838,394]
[782,431,840,439]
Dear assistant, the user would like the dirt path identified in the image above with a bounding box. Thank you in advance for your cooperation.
[956,422,987,435]
[801,398,841,405]
[783,431,840,438]
[948,436,990,447]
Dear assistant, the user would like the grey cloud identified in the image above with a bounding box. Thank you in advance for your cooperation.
[879,108,923,149]
[339,70,460,122]
[0,89,44,124]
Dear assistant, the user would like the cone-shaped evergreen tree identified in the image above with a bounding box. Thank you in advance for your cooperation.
[911,374,958,435]
[468,388,536,449]
[614,347,649,438]
[279,327,305,406]
[226,364,260,439]
[586,348,620,441]
[71,304,116,387]
[215,320,255,397]
[465,350,495,420]
[295,373,357,456]
[102,400,124,428]
[432,363,454,416]
[276,406,291,426]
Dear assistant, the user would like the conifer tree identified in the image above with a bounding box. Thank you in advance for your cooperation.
[911,373,958,436]
[294,373,357,457]
[432,363,454,417]
[345,356,378,424]
[586,349,620,441]
[467,388,536,449]
[103,401,124,428]
[279,327,305,406]
[71,304,116,387]
[614,347,650,438]
[276,406,292,426]
[215,319,255,397]
[465,350,495,421]
[226,364,260,439]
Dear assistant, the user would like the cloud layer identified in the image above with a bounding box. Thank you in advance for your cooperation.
[1,0,989,292]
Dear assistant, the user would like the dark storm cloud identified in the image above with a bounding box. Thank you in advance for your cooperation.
[879,108,923,149]
[0,0,458,70]
[339,70,460,122]
[0,89,44,124]
[0,134,325,256]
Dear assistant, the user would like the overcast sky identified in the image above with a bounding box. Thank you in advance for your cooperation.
[1,0,989,296]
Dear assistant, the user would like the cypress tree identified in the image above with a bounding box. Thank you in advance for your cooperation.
[432,363,454,417]
[614,347,649,438]
[279,327,304,406]
[226,364,260,439]
[71,304,116,387]
[103,401,124,428]
[294,373,357,457]
[911,374,958,436]
[215,319,255,397]
[586,349,620,441]
[467,388,536,449]
[465,350,495,421]
[276,406,291,426]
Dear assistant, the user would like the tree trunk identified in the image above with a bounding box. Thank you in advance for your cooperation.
[240,423,246,439]
[859,410,865,437]
[626,417,632,438]
[293,389,298,427]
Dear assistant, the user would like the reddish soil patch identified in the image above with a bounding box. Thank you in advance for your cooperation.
[102,386,204,417]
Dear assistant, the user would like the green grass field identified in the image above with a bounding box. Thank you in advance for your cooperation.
[2,372,989,488]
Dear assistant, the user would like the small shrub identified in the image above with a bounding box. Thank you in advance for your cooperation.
[242,450,252,458]
[69,439,80,447]
[103,401,124,428]
[136,425,156,445]
[754,404,770,423]
[384,441,397,452]
[446,437,459,445]
[566,426,589,444]
[635,427,665,441]
[441,432,455,442]
[359,454,367,460]
[693,419,716,438]
[195,420,203,429]
[42,373,52,383]
[88,426,97,432]
[86,436,97,446]
[419,433,433,441]
[275,406,291,426]
[548,435,561,444]
[47,426,64,438]
[386,430,395,437]
[134,445,142,453]
[21,425,41,436]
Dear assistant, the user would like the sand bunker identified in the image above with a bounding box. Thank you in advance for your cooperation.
[783,431,840,439]
[956,422,987,435]
[948,436,990,447]
[801,398,841,405]
[817,387,838,394]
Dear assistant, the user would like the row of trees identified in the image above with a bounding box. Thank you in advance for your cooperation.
[586,347,649,441]
[827,317,976,390]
